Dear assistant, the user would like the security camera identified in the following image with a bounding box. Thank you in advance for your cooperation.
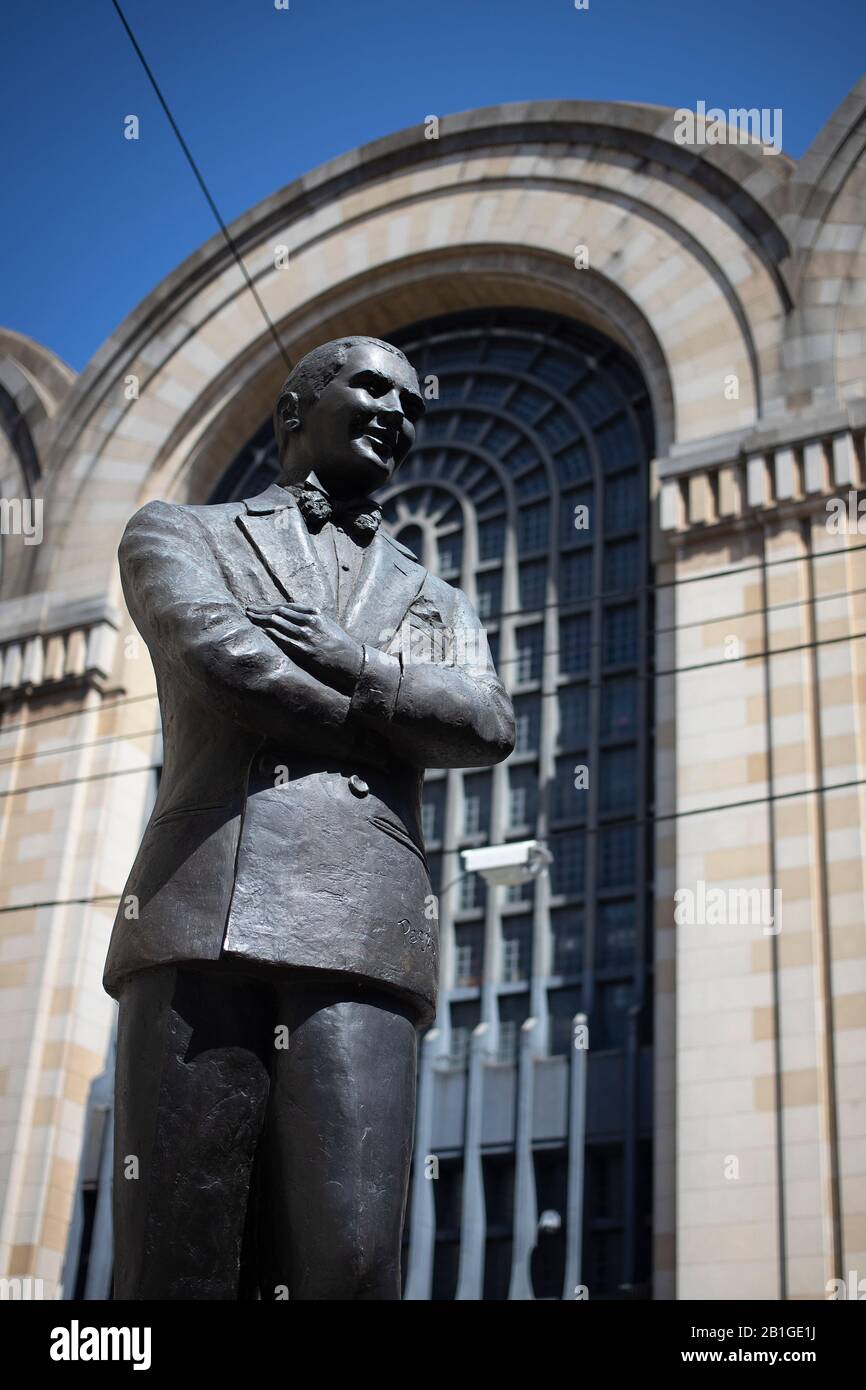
[460,839,553,887]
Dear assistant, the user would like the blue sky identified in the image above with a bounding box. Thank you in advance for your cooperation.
[3,0,863,371]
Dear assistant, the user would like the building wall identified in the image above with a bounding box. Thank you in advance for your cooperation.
[1,82,865,1297]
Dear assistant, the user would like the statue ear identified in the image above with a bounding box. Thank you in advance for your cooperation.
[280,391,301,435]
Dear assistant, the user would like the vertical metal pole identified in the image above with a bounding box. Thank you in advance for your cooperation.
[562,1011,588,1298]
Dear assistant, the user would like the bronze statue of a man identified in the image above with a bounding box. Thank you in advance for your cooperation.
[103,336,515,1299]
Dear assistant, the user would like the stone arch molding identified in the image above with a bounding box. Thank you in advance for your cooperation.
[28,91,864,615]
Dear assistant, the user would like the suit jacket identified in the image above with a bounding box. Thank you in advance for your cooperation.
[103,482,515,1024]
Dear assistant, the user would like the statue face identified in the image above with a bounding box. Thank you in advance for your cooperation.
[301,343,424,496]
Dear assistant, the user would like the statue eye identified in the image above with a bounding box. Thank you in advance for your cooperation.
[354,372,389,395]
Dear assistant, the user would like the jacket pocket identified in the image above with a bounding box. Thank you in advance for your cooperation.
[369,815,429,871]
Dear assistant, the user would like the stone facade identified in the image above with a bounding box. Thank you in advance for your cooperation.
[1,82,865,1298]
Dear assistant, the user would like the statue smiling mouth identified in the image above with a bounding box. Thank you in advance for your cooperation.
[359,425,396,460]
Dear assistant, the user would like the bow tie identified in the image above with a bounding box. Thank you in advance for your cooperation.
[290,484,382,540]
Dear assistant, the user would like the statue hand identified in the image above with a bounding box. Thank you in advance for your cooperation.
[247,603,364,695]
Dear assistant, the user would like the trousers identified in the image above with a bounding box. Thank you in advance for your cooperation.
[112,961,420,1300]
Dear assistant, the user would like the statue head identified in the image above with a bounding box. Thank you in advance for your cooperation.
[273,336,425,497]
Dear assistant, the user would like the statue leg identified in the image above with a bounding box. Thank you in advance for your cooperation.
[112,963,272,1299]
[256,979,420,1300]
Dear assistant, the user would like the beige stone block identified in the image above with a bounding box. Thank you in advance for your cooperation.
[823,734,861,769]
[50,986,75,1015]
[752,1006,776,1041]
[831,925,866,960]
[679,1218,777,1265]
[772,743,810,778]
[40,1215,69,1254]
[774,799,812,836]
[778,867,817,900]
[844,1212,866,1257]
[745,752,770,783]
[777,931,814,967]
[62,1070,90,1106]
[43,1184,73,1225]
[705,844,770,878]
[755,1067,819,1109]
[7,1244,35,1275]
[835,993,866,1029]
[31,1097,57,1126]
[0,961,29,987]
[825,794,862,830]
[41,1040,103,1077]
[825,860,864,893]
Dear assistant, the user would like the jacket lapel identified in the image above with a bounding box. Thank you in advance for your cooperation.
[343,532,427,649]
[237,484,336,612]
[237,484,425,646]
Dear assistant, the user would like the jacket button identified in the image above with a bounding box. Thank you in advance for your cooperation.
[348,774,369,797]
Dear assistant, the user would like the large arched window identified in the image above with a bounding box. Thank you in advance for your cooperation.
[213,307,655,1297]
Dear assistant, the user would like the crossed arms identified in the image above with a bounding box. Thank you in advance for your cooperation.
[119,501,515,770]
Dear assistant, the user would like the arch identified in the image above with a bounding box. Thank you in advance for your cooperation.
[31,97,806,611]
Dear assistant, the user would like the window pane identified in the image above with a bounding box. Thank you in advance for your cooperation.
[560,547,593,603]
[438,532,463,573]
[459,870,487,911]
[594,982,632,1049]
[421,781,445,842]
[514,466,547,500]
[597,416,635,474]
[510,385,547,423]
[473,377,509,408]
[551,830,585,897]
[604,539,639,592]
[508,766,538,829]
[597,900,636,969]
[519,559,547,611]
[478,518,505,561]
[449,999,481,1066]
[426,852,442,894]
[398,524,424,561]
[538,407,573,448]
[603,604,638,666]
[571,376,617,427]
[589,1147,624,1220]
[462,773,492,837]
[556,441,591,484]
[515,625,544,683]
[598,826,635,889]
[604,471,641,531]
[452,412,488,444]
[599,745,637,815]
[505,878,535,907]
[560,487,593,546]
[454,924,484,986]
[548,987,583,1056]
[501,916,533,983]
[518,501,549,552]
[552,755,588,822]
[485,422,519,455]
[551,908,583,975]
[600,678,637,739]
[559,614,591,674]
[476,570,502,620]
[513,695,541,753]
[557,685,590,747]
